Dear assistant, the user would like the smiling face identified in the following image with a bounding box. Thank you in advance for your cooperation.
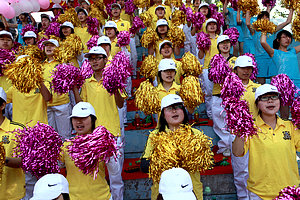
[72,116,92,135]
[88,54,107,72]
[24,37,35,45]
[163,104,185,128]
[206,22,217,33]
[235,66,253,82]
[257,93,280,116]
[62,27,72,36]
[160,43,173,58]
[161,69,176,83]
[44,43,56,56]
[218,40,231,54]
[105,27,117,39]
[155,7,165,18]
[157,25,168,35]
[199,6,209,16]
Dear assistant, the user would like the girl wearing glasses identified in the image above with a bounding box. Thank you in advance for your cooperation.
[232,84,300,200]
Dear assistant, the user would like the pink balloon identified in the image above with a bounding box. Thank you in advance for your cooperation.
[38,0,50,9]
[3,6,16,19]
[0,0,10,15]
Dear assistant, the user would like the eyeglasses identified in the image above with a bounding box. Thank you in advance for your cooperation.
[111,7,120,10]
[88,56,105,62]
[259,95,279,101]
[165,104,184,112]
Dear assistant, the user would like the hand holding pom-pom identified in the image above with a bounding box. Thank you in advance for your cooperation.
[282,0,300,10]
[45,22,61,37]
[196,32,211,51]
[21,24,38,37]
[252,19,277,34]
[140,12,152,27]
[129,16,145,35]
[291,97,300,129]
[117,31,131,47]
[192,12,206,31]
[0,49,15,76]
[208,54,232,84]
[271,74,296,106]
[221,73,246,101]
[237,0,260,16]
[86,17,99,36]
[171,10,186,26]
[224,27,240,46]
[80,60,93,79]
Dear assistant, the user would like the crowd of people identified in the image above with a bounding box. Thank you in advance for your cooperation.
[0,0,300,200]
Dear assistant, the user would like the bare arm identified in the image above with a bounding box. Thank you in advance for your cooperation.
[5,157,22,168]
[260,32,274,57]
[294,45,300,54]
[148,43,155,55]
[237,8,242,25]
[0,14,10,30]
[222,0,229,17]
[73,87,83,103]
[246,10,254,35]
[29,13,36,26]
[276,9,293,32]
[232,136,245,157]
[191,25,196,36]
[39,82,52,102]
[198,48,205,59]
[115,90,124,108]
[174,46,180,56]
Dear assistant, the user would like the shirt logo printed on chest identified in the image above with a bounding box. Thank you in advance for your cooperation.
[2,135,10,144]
[283,131,291,140]
[121,23,124,26]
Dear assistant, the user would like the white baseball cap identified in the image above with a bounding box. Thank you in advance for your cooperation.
[79,0,90,5]
[159,168,196,200]
[84,46,107,58]
[0,30,13,41]
[60,21,74,30]
[23,31,37,39]
[155,5,165,11]
[111,3,122,9]
[69,102,96,118]
[75,7,88,16]
[104,21,118,29]
[255,84,280,101]
[30,174,69,200]
[0,87,7,102]
[199,2,209,9]
[235,55,254,68]
[161,94,183,110]
[50,4,64,11]
[217,35,230,45]
[158,59,176,72]
[206,18,217,28]
[156,19,168,28]
[159,40,172,52]
[42,39,59,47]
[41,14,52,22]
[97,36,111,46]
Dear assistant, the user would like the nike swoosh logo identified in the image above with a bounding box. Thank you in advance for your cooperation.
[48,184,57,187]
[181,184,188,188]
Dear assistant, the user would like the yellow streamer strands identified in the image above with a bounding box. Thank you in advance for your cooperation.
[149,124,214,183]
[252,19,277,34]
[140,12,152,27]
[0,142,5,180]
[167,26,185,47]
[181,52,202,76]
[140,55,159,80]
[5,56,43,93]
[164,0,183,8]
[89,4,106,26]
[93,0,105,11]
[57,8,80,27]
[17,45,45,62]
[141,28,159,48]
[237,0,260,17]
[180,76,205,110]
[282,0,300,10]
[292,12,300,41]
[134,80,161,115]
[133,0,150,8]
[171,10,186,26]
[54,34,83,64]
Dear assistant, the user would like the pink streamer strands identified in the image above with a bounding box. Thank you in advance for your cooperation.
[86,17,99,36]
[274,185,300,200]
[271,74,296,106]
[221,73,246,101]
[129,16,145,35]
[80,60,93,79]
[86,35,100,50]
[262,0,276,7]
[0,49,15,76]
[243,53,258,80]
[125,0,137,15]
[13,122,63,179]
[67,125,120,179]
[291,97,300,129]
[11,42,21,54]
[211,12,225,31]
[208,54,232,84]
[21,24,38,37]
[179,4,193,22]
[230,0,238,10]
[106,2,113,17]
[223,98,258,139]
[196,31,211,51]
[117,31,131,47]
[51,63,85,94]
[224,27,240,46]
[45,22,61,37]
[209,4,218,17]
[102,51,132,94]
[192,12,206,31]
[37,38,47,50]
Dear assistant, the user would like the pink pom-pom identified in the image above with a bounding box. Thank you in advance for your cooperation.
[86,16,99,36]
[223,98,258,139]
[221,73,246,101]
[80,60,93,79]
[211,12,225,31]
[291,97,300,129]
[208,54,232,84]
[230,0,238,11]
[125,0,137,15]
[129,16,145,35]
[243,53,258,80]
[196,31,211,50]
[106,2,113,17]
[0,49,15,76]
[262,0,276,7]
[11,41,21,54]
[37,38,47,50]
[271,74,296,106]
[192,12,206,31]
[117,31,130,47]
[180,4,194,22]
[67,125,120,179]
[224,27,240,46]
[209,4,218,16]
[13,122,63,178]
[86,35,100,50]
[45,22,61,37]
[274,185,300,200]
[21,24,38,37]
[102,51,132,94]
[51,63,85,94]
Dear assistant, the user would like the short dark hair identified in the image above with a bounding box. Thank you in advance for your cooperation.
[59,27,75,40]
[0,22,5,30]
[70,114,97,132]
[0,98,5,114]
[273,30,292,49]
[156,25,169,39]
[257,11,270,20]
[52,193,70,200]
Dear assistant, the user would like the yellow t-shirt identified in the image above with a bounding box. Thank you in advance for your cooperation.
[74,26,92,53]
[203,35,218,69]
[241,80,260,117]
[243,115,300,200]
[80,75,121,136]
[119,11,132,26]
[141,128,203,200]
[148,4,172,21]
[110,37,130,58]
[42,60,70,107]
[0,75,12,91]
[157,82,181,101]
[61,141,111,200]
[114,18,131,32]
[0,118,25,200]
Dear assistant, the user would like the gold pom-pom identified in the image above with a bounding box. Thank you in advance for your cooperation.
[54,34,83,64]
[141,27,159,48]
[179,76,205,110]
[133,0,150,8]
[237,0,260,17]
[140,55,159,80]
[171,10,186,26]
[167,25,186,47]
[5,56,43,93]
[93,0,105,11]
[140,11,152,27]
[292,12,300,41]
[149,124,214,183]
[0,142,5,180]
[17,45,45,62]
[164,0,183,8]
[181,52,202,76]
[57,8,81,27]
[89,4,106,26]
[252,19,277,34]
[134,80,161,115]
[282,0,300,10]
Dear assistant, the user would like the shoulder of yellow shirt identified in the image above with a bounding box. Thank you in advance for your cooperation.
[10,120,26,129]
